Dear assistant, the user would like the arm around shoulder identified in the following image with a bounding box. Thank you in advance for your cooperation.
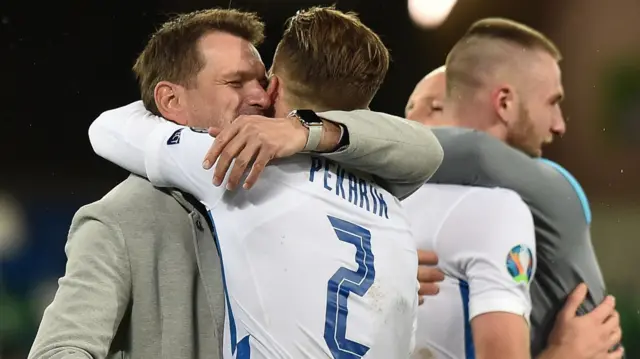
[317,110,443,199]
[28,204,132,359]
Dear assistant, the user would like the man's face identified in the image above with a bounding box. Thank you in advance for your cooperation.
[405,68,447,125]
[183,31,270,128]
[507,53,566,157]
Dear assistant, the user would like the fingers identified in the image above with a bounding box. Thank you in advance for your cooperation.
[225,142,259,191]
[417,250,439,266]
[243,147,274,190]
[603,311,622,349]
[417,266,444,296]
[213,137,246,187]
[606,326,623,350]
[416,252,444,297]
[603,311,621,333]
[590,296,616,323]
[417,266,445,283]
[203,125,239,175]
[419,282,440,296]
[560,283,588,320]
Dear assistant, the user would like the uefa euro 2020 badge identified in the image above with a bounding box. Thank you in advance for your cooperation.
[506,244,533,284]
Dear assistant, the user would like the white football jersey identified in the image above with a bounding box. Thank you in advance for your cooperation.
[135,122,419,359]
[402,184,536,359]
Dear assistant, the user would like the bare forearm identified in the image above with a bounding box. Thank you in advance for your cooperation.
[476,342,532,359]
[472,313,532,359]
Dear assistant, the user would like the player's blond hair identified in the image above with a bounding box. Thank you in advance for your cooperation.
[445,18,562,96]
[133,9,265,116]
[271,6,390,111]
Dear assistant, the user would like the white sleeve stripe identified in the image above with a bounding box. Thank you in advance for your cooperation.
[469,297,531,324]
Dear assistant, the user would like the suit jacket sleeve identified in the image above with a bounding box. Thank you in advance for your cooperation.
[317,110,443,199]
[28,204,131,359]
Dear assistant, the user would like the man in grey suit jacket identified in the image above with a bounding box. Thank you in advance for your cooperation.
[29,8,443,359]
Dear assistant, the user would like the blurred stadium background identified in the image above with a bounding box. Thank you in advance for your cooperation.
[1,0,639,357]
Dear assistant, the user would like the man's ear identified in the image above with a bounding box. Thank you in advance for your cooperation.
[267,75,280,104]
[154,81,188,125]
[491,85,517,125]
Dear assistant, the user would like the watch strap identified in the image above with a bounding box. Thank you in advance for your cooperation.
[289,110,324,152]
[303,124,323,152]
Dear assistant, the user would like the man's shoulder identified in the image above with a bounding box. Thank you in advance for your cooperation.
[75,175,191,225]
[98,175,174,209]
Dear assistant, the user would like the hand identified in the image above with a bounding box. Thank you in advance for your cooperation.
[417,250,445,305]
[545,283,623,359]
[202,115,308,190]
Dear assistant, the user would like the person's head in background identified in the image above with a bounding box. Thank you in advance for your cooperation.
[445,18,566,157]
[133,9,271,129]
[267,6,390,117]
[405,66,448,125]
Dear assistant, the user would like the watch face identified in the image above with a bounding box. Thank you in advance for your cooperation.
[295,109,322,124]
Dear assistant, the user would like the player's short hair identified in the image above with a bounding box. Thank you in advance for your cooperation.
[445,18,561,96]
[133,9,265,116]
[271,6,390,111]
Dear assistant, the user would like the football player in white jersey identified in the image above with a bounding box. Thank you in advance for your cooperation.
[405,18,623,359]
[89,7,439,359]
[403,185,536,359]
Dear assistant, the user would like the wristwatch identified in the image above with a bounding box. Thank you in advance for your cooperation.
[288,109,324,152]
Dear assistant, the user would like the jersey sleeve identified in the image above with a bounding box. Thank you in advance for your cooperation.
[435,188,537,322]
[144,123,225,209]
[89,101,163,176]
[89,101,224,208]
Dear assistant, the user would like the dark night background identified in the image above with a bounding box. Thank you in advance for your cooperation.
[1,0,639,357]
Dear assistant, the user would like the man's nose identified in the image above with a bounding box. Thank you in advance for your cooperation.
[248,87,271,110]
[552,116,566,136]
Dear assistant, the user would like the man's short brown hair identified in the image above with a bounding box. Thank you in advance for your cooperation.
[271,6,390,111]
[445,17,561,96]
[133,9,265,115]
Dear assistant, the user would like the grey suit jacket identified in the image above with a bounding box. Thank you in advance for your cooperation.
[29,176,224,359]
[29,109,442,359]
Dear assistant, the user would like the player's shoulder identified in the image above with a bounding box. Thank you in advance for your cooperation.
[537,158,592,224]
[452,186,529,219]
[419,184,523,206]
[465,186,524,202]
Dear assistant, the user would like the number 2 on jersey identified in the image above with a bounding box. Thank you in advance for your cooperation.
[324,216,376,359]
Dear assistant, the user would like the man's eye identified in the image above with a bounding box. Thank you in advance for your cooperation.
[227,81,242,88]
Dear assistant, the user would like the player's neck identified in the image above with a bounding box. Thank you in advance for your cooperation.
[482,124,509,143]
[450,106,508,143]
[274,98,335,118]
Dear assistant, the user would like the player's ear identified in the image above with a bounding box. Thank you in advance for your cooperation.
[154,81,188,125]
[266,75,280,103]
[492,85,517,126]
